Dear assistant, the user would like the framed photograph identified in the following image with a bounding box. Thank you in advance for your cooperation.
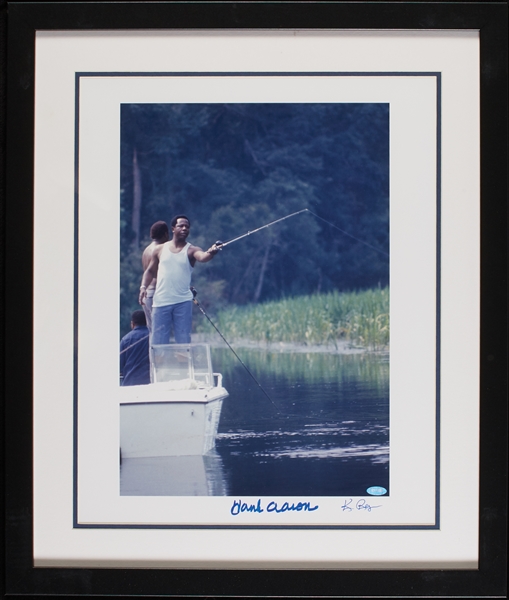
[4,1,507,597]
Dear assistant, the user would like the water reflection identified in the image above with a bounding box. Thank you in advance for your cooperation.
[120,451,228,496]
[214,347,389,497]
[212,347,389,390]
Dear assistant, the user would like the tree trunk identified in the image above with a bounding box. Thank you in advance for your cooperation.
[253,241,271,303]
[232,251,257,302]
[132,148,142,247]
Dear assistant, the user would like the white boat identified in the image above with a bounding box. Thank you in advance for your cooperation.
[120,344,228,458]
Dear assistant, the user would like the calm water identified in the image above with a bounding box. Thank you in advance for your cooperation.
[120,347,389,496]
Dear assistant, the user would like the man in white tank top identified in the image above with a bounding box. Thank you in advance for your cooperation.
[139,215,220,344]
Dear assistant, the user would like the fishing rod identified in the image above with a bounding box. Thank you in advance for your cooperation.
[214,208,308,249]
[120,296,279,412]
[214,207,388,257]
[122,206,386,354]
[191,287,279,412]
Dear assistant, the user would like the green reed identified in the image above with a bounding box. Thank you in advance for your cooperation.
[197,287,389,350]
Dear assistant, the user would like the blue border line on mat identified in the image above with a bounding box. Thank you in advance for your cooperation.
[73,71,441,530]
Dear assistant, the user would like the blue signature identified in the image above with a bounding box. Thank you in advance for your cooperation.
[230,499,319,516]
[341,498,382,512]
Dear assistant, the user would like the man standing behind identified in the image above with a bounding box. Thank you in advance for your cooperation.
[120,310,151,386]
[140,221,170,334]
[139,215,220,344]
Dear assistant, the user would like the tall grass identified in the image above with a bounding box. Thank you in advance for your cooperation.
[197,288,389,350]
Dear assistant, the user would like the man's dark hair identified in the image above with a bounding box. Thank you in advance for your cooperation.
[131,310,147,327]
[150,221,169,241]
[171,214,190,228]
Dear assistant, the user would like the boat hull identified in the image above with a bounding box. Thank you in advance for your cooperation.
[120,386,227,458]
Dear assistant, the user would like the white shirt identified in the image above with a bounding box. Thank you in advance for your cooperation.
[152,242,193,307]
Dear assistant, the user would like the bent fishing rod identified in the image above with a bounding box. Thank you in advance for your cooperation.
[214,209,308,249]
[191,287,279,412]
[214,207,388,257]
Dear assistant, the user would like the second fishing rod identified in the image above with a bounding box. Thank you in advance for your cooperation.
[190,287,280,412]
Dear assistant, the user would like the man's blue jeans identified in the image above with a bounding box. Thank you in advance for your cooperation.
[151,301,193,344]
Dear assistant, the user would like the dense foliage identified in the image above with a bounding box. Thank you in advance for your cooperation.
[120,103,389,336]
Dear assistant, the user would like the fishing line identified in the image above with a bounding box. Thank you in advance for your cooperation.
[305,209,389,257]
[119,332,150,355]
[191,288,280,412]
[215,207,388,258]
[119,320,166,355]
[120,305,359,423]
[119,303,281,414]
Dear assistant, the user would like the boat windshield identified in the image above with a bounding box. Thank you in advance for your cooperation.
[150,344,213,387]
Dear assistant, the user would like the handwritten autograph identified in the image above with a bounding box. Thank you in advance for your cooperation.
[230,499,319,515]
[341,498,382,512]
[229,498,383,516]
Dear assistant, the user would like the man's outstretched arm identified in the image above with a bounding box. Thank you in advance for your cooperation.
[190,243,221,264]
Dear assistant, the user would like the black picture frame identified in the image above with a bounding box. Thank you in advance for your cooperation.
[4,1,507,597]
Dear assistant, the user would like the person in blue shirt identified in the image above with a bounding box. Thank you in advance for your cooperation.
[120,310,150,386]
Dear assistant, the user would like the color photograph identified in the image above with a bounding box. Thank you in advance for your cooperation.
[118,102,390,498]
